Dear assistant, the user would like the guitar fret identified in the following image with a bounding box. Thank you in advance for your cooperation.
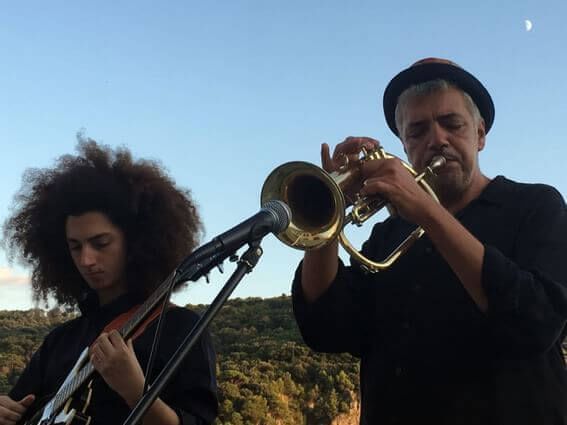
[62,385,69,404]
[75,371,83,391]
[54,390,64,412]
[119,270,175,339]
[53,393,60,411]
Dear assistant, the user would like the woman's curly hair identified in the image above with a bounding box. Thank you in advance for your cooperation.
[2,138,203,308]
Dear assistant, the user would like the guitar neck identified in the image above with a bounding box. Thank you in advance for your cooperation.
[51,270,178,414]
[119,270,177,339]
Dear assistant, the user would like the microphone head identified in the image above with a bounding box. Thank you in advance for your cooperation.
[261,200,292,234]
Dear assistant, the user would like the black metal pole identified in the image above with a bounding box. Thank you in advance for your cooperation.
[121,241,264,425]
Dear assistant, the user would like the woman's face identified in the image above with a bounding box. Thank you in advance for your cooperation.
[65,211,128,305]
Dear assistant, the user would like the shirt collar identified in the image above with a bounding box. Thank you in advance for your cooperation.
[474,175,510,206]
[78,290,144,320]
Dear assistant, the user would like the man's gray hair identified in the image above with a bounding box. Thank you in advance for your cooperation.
[394,79,483,136]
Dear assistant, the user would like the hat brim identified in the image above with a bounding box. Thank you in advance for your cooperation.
[383,62,495,136]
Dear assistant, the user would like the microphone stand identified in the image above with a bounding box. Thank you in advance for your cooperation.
[121,239,265,425]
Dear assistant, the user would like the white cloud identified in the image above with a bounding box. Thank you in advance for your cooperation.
[0,267,34,310]
[0,267,30,285]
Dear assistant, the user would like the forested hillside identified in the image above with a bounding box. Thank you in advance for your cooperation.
[3,296,566,424]
[0,296,360,424]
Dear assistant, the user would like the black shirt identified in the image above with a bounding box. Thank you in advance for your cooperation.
[293,176,567,425]
[10,293,218,425]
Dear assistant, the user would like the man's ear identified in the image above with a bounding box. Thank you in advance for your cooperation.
[477,119,486,152]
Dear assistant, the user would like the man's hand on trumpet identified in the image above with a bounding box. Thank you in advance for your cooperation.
[321,136,380,205]
[359,155,440,226]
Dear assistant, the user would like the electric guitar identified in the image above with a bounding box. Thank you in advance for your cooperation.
[19,271,179,425]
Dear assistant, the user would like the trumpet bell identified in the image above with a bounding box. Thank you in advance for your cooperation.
[261,161,345,250]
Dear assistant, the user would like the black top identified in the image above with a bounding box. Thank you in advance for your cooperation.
[10,293,218,425]
[293,176,567,425]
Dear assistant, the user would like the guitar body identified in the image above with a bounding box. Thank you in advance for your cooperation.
[23,397,92,425]
[19,350,93,425]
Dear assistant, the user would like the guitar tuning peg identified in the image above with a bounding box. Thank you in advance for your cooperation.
[205,273,210,284]
[229,254,239,263]
[217,263,224,273]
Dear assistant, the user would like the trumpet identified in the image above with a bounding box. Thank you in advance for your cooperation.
[260,146,446,272]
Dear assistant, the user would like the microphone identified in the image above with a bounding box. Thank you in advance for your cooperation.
[177,200,292,280]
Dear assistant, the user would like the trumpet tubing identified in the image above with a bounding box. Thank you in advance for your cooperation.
[261,147,445,272]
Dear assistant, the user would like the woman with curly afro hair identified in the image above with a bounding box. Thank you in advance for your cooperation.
[0,139,218,425]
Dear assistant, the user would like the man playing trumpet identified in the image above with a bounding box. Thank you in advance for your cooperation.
[292,58,567,424]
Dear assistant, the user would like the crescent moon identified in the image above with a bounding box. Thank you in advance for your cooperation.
[525,19,533,31]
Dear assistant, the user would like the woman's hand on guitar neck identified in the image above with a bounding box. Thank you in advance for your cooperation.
[0,394,35,425]
[89,331,181,425]
[89,330,145,408]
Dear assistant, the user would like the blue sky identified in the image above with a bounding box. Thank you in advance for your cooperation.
[1,1,566,310]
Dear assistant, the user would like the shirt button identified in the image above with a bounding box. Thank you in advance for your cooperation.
[424,246,433,254]
[395,367,403,376]
[402,322,410,330]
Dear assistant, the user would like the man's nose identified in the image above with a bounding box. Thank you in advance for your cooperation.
[79,245,96,267]
[427,122,449,151]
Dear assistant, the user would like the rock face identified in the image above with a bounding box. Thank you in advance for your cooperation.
[331,401,360,425]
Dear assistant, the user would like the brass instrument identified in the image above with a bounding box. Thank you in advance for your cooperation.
[260,146,446,272]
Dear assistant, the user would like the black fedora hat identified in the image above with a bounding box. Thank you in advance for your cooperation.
[383,58,495,136]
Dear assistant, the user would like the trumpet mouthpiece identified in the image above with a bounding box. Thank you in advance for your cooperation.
[429,156,446,171]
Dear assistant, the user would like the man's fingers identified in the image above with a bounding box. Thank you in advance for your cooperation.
[328,137,382,173]
[95,333,114,356]
[108,330,127,349]
[321,143,335,172]
[322,137,382,176]
[0,405,22,422]
[18,394,35,408]
[334,137,380,158]
[0,394,33,424]
[360,156,399,175]
[0,396,27,414]
[360,178,389,196]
